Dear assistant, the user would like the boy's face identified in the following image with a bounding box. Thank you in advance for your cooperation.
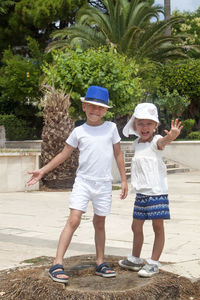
[82,103,108,126]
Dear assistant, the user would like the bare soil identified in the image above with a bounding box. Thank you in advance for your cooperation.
[0,255,200,300]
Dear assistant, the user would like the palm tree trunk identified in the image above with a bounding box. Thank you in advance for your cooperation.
[40,86,78,189]
[164,0,171,36]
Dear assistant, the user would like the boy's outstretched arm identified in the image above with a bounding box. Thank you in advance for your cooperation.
[113,142,128,199]
[27,144,75,186]
[157,119,183,150]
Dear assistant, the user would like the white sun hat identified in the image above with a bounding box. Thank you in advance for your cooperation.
[122,103,159,137]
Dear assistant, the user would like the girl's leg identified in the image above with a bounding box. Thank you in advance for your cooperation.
[52,209,83,278]
[151,219,165,261]
[132,218,145,258]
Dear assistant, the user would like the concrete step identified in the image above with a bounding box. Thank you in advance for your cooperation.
[125,157,132,163]
[167,167,190,174]
[125,153,134,158]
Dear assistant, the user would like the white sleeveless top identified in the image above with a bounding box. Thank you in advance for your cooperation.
[131,135,168,195]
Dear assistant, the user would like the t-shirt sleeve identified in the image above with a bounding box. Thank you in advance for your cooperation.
[112,123,121,144]
[152,134,163,151]
[66,128,78,148]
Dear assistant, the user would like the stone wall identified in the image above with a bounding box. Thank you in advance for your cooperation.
[0,126,5,148]
[0,152,40,192]
[1,140,199,191]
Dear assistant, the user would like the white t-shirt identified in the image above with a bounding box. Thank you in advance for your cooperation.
[66,121,120,181]
[131,135,168,195]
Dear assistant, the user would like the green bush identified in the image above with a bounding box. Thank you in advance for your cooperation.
[0,114,37,140]
[187,131,200,140]
[180,119,195,139]
[42,47,144,119]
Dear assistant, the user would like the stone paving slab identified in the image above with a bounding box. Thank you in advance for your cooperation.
[0,171,200,281]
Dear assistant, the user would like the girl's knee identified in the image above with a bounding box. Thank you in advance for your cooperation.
[152,220,164,233]
[132,219,144,234]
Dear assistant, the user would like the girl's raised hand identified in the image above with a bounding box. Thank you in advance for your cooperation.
[164,119,183,141]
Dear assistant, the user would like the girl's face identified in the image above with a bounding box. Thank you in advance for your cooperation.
[134,118,158,142]
[82,103,108,126]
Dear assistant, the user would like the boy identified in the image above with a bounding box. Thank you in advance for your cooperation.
[28,85,128,283]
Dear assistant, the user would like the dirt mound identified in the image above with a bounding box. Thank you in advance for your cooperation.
[0,255,199,300]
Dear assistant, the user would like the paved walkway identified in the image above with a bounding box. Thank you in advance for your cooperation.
[0,170,200,281]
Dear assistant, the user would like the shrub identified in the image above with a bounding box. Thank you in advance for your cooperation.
[180,119,195,139]
[42,47,144,119]
[0,114,37,140]
[187,131,200,140]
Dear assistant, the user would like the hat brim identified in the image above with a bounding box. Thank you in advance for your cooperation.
[122,115,139,137]
[80,97,112,108]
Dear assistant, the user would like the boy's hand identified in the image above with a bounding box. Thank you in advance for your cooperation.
[27,170,44,186]
[120,181,128,199]
[164,119,183,141]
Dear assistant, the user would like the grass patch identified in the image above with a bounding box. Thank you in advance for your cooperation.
[22,257,47,264]
[112,185,121,190]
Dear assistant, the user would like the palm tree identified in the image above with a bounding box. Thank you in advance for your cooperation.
[48,0,186,62]
[40,85,78,189]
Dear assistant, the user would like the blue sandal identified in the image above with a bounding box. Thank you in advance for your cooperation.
[48,264,69,283]
[95,262,116,278]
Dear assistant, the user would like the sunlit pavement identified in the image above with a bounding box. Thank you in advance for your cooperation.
[0,170,200,281]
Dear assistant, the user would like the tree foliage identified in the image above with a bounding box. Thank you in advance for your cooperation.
[0,37,44,107]
[0,0,86,56]
[42,47,144,119]
[0,0,15,15]
[172,7,200,46]
[159,59,200,128]
[172,7,200,58]
[48,0,187,62]
[0,36,47,137]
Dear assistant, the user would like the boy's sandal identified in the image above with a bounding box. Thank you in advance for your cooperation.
[48,264,69,283]
[95,262,116,278]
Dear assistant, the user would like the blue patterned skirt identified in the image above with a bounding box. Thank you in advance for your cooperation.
[133,193,170,220]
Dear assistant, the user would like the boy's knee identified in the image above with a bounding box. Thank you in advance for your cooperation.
[68,216,81,230]
[93,215,105,230]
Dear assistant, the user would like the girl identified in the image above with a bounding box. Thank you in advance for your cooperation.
[119,103,183,277]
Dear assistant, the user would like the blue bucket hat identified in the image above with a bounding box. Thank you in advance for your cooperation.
[80,86,112,108]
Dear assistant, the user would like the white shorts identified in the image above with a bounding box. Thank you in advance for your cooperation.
[69,177,112,216]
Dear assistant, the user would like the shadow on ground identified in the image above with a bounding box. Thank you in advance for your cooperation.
[0,255,200,300]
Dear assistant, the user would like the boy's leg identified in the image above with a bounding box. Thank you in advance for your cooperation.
[93,214,106,266]
[51,209,83,280]
[93,214,115,276]
[132,218,145,257]
[151,219,165,261]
